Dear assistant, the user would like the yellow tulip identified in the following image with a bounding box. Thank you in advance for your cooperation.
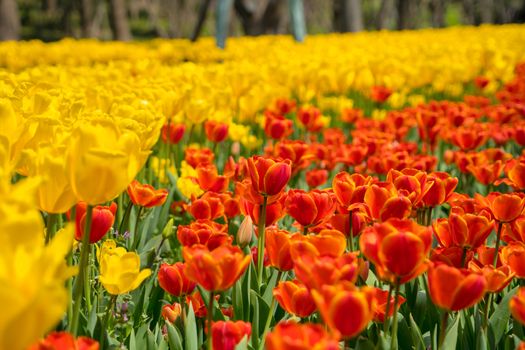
[98,242,151,295]
[67,122,149,205]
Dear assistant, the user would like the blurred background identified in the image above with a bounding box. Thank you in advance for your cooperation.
[1,0,525,43]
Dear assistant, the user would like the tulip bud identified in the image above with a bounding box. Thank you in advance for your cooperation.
[162,217,175,239]
[162,303,182,323]
[237,215,254,247]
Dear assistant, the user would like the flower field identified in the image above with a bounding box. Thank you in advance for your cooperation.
[3,24,525,350]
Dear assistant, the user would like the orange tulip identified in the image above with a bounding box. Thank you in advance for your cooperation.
[467,160,504,185]
[285,189,335,229]
[162,303,182,323]
[422,172,458,207]
[196,163,230,192]
[450,124,488,151]
[265,228,297,271]
[501,158,525,190]
[273,280,317,317]
[371,288,406,323]
[501,243,525,278]
[177,220,231,251]
[510,287,525,325]
[330,211,369,238]
[387,168,430,207]
[476,192,525,223]
[158,262,196,296]
[70,201,117,243]
[360,218,432,284]
[311,282,376,339]
[430,246,474,268]
[161,123,185,144]
[127,180,169,208]
[362,183,412,222]
[477,245,503,267]
[205,120,229,143]
[370,86,392,103]
[468,261,514,293]
[292,229,346,258]
[427,262,487,311]
[305,169,328,188]
[183,244,250,291]
[187,192,225,221]
[332,172,371,208]
[264,113,294,140]
[240,196,285,227]
[186,290,210,318]
[272,140,313,176]
[185,146,215,168]
[211,321,251,350]
[432,213,494,249]
[29,332,99,350]
[247,156,292,198]
[266,321,340,350]
[502,216,525,243]
[297,106,323,132]
[474,76,490,89]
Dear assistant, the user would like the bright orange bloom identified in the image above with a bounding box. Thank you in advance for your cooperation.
[474,76,490,89]
[187,192,225,221]
[311,282,376,339]
[477,245,503,267]
[501,243,525,278]
[450,124,488,151]
[427,262,487,311]
[499,158,525,190]
[510,287,525,325]
[272,140,314,176]
[341,108,364,124]
[422,172,458,207]
[29,332,99,350]
[305,169,329,188]
[247,156,292,197]
[266,321,339,350]
[127,180,169,208]
[360,218,432,284]
[361,182,412,222]
[291,229,346,258]
[330,212,369,237]
[285,189,335,229]
[186,290,210,318]
[240,196,285,227]
[371,288,406,323]
[387,168,430,207]
[273,280,317,318]
[264,113,294,140]
[185,146,215,168]
[161,123,185,144]
[265,228,297,271]
[332,172,371,208]
[430,246,474,268]
[268,98,296,115]
[468,261,514,293]
[70,201,117,243]
[370,86,392,103]
[183,244,250,292]
[177,220,231,251]
[196,163,230,192]
[205,120,229,143]
[467,160,504,185]
[211,321,251,350]
[476,192,525,223]
[502,216,525,243]
[161,303,182,323]
[433,213,494,249]
[297,106,323,132]
[158,262,197,296]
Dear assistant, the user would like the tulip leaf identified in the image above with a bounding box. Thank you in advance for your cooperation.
[442,314,459,350]
[87,297,98,337]
[476,328,488,350]
[354,337,375,350]
[489,286,518,346]
[235,335,249,350]
[250,290,260,350]
[262,270,279,307]
[146,329,156,350]
[167,322,183,350]
[185,301,199,350]
[409,313,426,350]
[233,279,244,321]
[129,329,136,350]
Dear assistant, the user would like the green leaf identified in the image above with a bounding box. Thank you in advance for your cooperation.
[233,279,244,321]
[250,290,260,350]
[442,314,459,350]
[235,335,249,350]
[146,329,156,350]
[185,302,199,350]
[489,286,519,346]
[167,322,183,350]
[409,313,426,350]
[261,270,279,306]
[129,328,136,350]
[354,337,375,350]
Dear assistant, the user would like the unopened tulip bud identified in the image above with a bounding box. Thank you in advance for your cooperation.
[162,303,182,323]
[237,215,254,247]
[162,217,175,239]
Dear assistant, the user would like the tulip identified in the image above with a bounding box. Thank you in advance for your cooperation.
[265,228,296,271]
[306,169,328,188]
[205,120,229,143]
[247,156,292,197]
[266,321,340,350]
[158,262,196,296]
[427,262,487,311]
[28,332,99,350]
[236,215,254,247]
[432,213,494,249]
[502,158,525,190]
[311,282,376,339]
[422,172,458,207]
[185,146,215,168]
[161,123,185,144]
[211,321,251,350]
[332,172,371,207]
[360,218,432,284]
[501,243,525,278]
[370,86,392,103]
[264,113,294,140]
[98,244,151,295]
[502,216,525,243]
[187,193,225,221]
[430,246,474,268]
[186,290,209,318]
[371,288,406,323]
[273,280,317,318]
[478,192,525,224]
[297,106,323,132]
[196,163,230,192]
[510,287,525,325]
[468,261,514,293]
[285,189,335,231]
[162,303,182,323]
[127,180,168,208]
[177,220,231,251]
[70,201,117,244]
[183,244,250,292]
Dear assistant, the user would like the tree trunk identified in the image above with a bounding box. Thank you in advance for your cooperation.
[429,0,446,27]
[108,0,132,40]
[234,0,286,35]
[462,0,475,24]
[79,0,95,37]
[334,0,363,32]
[376,0,394,29]
[397,0,418,30]
[0,0,21,40]
[191,0,211,41]
[479,0,494,23]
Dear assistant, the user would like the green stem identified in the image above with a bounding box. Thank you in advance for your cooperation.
[117,201,132,239]
[45,213,58,244]
[70,205,94,335]
[207,291,215,350]
[257,196,268,287]
[259,271,283,350]
[348,212,355,252]
[302,226,308,235]
[100,295,117,349]
[132,206,143,251]
[483,293,493,329]
[438,311,449,349]
[390,280,401,350]
[426,207,433,226]
[461,247,468,268]
[493,222,503,267]
[383,283,394,334]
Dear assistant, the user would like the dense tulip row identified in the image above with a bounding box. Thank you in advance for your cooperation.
[2,25,525,350]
